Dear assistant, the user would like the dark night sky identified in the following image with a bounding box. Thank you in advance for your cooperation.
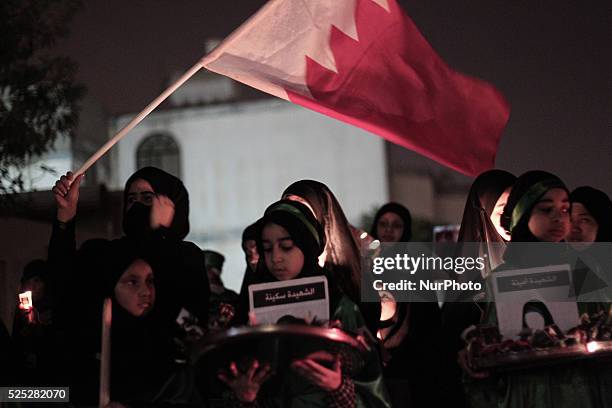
[57,0,612,194]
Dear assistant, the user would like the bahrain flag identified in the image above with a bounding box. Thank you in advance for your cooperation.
[201,0,510,176]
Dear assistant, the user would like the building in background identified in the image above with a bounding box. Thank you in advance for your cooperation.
[108,71,389,290]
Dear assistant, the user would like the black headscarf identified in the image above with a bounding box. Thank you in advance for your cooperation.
[370,202,413,242]
[255,199,326,282]
[238,222,260,300]
[123,167,190,240]
[99,239,148,298]
[570,186,612,242]
[282,180,361,302]
[501,170,568,243]
[242,222,258,244]
[203,250,225,271]
[21,259,50,285]
[498,171,570,272]
[458,170,516,244]
[441,170,516,355]
[449,169,517,285]
[97,239,176,402]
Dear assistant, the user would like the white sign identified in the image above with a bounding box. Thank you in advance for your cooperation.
[248,276,329,325]
[491,264,579,338]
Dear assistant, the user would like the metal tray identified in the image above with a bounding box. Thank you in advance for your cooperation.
[473,341,612,371]
[189,325,369,394]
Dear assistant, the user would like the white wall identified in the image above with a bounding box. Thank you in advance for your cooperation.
[110,99,388,291]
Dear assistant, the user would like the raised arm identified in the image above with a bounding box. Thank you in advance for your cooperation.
[48,171,83,265]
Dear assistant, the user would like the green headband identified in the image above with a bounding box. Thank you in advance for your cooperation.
[267,203,321,247]
[510,179,566,232]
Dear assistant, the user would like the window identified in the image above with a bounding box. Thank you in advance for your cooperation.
[136,133,181,177]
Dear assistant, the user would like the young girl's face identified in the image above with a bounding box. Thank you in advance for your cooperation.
[376,212,404,243]
[491,188,511,241]
[114,258,155,316]
[262,223,304,281]
[568,203,598,247]
[527,188,570,242]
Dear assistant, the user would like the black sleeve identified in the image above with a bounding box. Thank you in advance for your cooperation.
[48,218,77,265]
[0,320,17,385]
[177,242,210,327]
[47,218,79,310]
[147,234,210,328]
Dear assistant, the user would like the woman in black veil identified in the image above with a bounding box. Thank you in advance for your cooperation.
[369,202,445,408]
[440,169,516,407]
[568,186,612,308]
[281,180,381,336]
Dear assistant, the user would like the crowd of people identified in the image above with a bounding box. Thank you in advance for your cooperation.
[1,166,611,407]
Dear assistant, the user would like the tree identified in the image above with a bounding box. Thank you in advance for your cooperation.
[0,0,83,203]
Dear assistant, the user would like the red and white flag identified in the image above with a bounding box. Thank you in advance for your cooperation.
[201,0,510,176]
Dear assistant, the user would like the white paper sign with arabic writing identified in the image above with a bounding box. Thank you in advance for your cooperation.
[249,276,329,325]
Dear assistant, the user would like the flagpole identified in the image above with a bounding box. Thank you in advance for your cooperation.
[75,61,203,176]
[99,298,112,408]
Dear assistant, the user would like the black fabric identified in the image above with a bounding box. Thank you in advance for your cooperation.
[238,223,258,305]
[241,222,258,243]
[443,169,516,297]
[20,259,50,284]
[0,320,15,386]
[457,169,516,244]
[110,303,176,403]
[382,301,444,407]
[282,180,380,336]
[49,238,122,403]
[451,170,518,293]
[368,201,444,406]
[123,202,153,239]
[522,301,555,328]
[123,166,190,240]
[144,236,209,334]
[439,170,516,408]
[282,180,361,302]
[204,250,225,270]
[99,238,147,296]
[570,186,612,242]
[369,202,413,242]
[501,170,568,243]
